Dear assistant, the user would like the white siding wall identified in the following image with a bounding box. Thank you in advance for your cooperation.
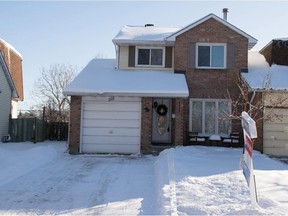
[118,45,174,71]
[263,92,288,156]
[0,66,12,138]
[118,46,129,69]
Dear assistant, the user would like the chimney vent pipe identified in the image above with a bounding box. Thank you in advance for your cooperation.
[223,8,228,21]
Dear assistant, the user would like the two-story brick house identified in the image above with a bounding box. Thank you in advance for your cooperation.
[64,13,257,154]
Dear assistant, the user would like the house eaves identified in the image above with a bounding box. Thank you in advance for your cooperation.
[0,39,22,59]
[259,38,288,54]
[0,51,19,99]
[165,13,258,50]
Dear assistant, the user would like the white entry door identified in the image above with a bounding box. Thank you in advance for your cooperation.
[152,98,171,144]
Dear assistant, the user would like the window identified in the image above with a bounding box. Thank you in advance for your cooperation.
[189,99,231,135]
[196,43,226,69]
[136,47,164,67]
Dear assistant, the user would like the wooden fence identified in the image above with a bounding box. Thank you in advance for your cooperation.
[47,122,69,141]
[9,118,68,143]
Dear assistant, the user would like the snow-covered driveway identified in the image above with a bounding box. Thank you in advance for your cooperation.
[1,141,288,215]
[0,142,157,215]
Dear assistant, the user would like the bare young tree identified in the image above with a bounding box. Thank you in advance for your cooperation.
[228,73,288,123]
[32,63,78,122]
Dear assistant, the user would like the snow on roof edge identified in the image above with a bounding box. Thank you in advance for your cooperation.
[166,13,257,49]
[0,52,19,98]
[0,38,22,59]
[63,58,189,98]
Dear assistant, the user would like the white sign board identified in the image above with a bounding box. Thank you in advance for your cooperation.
[241,111,258,206]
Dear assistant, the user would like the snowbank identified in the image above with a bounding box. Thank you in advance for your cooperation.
[155,146,288,215]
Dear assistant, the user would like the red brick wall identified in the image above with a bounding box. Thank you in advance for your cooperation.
[260,40,288,66]
[174,98,187,145]
[174,18,249,146]
[68,96,81,154]
[141,97,152,152]
[0,41,24,100]
[260,43,273,66]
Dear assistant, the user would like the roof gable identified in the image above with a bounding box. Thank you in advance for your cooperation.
[0,52,18,98]
[0,40,24,100]
[166,13,257,50]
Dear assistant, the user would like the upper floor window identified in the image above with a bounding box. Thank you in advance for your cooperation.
[136,47,164,67]
[196,43,226,69]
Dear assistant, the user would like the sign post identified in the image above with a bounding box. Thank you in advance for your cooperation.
[241,111,258,206]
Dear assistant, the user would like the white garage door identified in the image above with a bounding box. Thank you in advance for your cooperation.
[81,97,141,154]
[264,107,288,156]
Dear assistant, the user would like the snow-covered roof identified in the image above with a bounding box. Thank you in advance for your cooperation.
[242,51,288,91]
[113,14,257,49]
[112,25,181,45]
[166,14,257,50]
[64,59,189,98]
[0,38,22,59]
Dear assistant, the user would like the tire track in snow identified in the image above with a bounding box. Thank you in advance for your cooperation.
[168,149,178,216]
[0,155,101,214]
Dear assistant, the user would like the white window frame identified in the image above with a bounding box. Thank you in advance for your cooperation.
[196,43,227,69]
[135,46,165,67]
[189,98,231,136]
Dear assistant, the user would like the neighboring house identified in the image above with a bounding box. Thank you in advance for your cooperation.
[0,51,18,139]
[64,13,257,154]
[0,39,23,140]
[0,39,24,118]
[242,39,288,156]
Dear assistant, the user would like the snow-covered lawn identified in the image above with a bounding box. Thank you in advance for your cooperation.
[0,141,287,215]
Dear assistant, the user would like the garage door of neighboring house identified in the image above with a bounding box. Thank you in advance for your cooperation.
[263,107,288,156]
[81,96,141,154]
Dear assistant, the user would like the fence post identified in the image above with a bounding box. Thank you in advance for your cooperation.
[42,107,46,141]
[33,117,37,144]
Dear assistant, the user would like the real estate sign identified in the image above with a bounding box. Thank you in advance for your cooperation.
[241,111,258,206]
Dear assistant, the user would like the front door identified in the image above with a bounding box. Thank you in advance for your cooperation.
[152,98,171,144]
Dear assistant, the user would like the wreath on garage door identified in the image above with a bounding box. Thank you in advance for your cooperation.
[156,104,168,116]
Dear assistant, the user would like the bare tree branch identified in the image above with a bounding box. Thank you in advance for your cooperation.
[229,73,288,123]
[31,63,78,122]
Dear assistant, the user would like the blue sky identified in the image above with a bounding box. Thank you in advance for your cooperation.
[1,1,287,111]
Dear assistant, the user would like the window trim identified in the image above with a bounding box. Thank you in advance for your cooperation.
[135,46,165,67]
[189,98,231,136]
[196,43,227,69]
